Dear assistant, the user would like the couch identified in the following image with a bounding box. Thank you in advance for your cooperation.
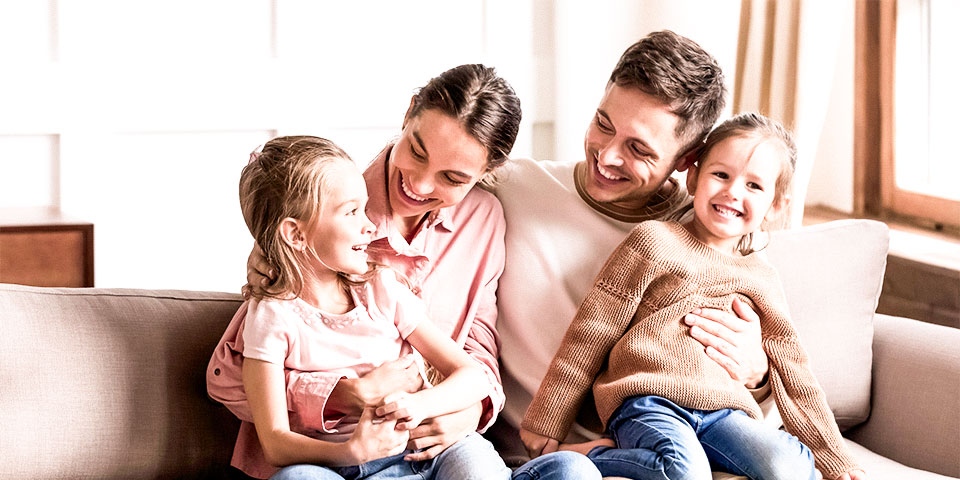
[1,219,957,479]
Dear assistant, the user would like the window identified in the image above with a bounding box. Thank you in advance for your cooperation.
[855,0,960,231]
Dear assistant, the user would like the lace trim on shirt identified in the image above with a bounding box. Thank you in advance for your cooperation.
[292,286,368,329]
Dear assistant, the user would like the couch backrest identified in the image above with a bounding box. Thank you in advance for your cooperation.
[0,284,243,480]
[765,219,889,430]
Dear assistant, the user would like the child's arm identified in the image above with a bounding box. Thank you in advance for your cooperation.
[374,318,488,432]
[243,357,409,467]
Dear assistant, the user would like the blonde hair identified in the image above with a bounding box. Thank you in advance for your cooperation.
[694,112,797,254]
[239,135,354,299]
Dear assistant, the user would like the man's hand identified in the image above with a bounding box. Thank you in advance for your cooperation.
[684,297,768,388]
[402,401,483,462]
[519,427,559,459]
[242,244,275,299]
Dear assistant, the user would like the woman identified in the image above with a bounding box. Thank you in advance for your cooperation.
[207,64,600,479]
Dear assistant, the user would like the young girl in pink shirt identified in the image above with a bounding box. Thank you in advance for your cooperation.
[233,135,510,480]
[521,113,866,480]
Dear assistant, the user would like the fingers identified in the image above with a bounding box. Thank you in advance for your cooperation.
[408,419,441,440]
[404,444,445,462]
[688,323,737,356]
[731,297,760,323]
[685,309,738,337]
[704,345,741,381]
[407,432,441,450]
[542,438,560,455]
[397,416,426,431]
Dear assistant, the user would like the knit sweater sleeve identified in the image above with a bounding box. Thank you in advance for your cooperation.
[756,274,860,479]
[521,222,662,440]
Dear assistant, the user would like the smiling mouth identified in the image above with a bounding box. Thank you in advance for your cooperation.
[712,204,743,217]
[592,156,627,183]
[399,172,430,203]
[351,243,368,252]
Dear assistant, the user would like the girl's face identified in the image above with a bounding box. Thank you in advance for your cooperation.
[387,108,489,221]
[686,135,786,253]
[306,161,376,276]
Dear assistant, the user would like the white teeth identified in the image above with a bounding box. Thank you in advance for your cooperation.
[596,162,625,181]
[713,205,743,217]
[400,174,429,202]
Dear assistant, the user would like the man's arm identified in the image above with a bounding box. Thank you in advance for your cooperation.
[683,297,769,390]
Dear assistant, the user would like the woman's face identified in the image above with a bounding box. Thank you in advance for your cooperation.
[387,109,489,220]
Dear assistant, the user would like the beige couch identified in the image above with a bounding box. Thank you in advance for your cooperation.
[1,220,957,479]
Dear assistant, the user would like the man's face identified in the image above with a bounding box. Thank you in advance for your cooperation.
[581,83,684,204]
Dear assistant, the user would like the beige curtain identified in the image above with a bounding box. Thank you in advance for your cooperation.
[735,0,854,227]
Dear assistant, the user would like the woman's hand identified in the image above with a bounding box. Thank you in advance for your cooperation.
[241,244,275,299]
[684,297,768,388]
[520,427,559,459]
[345,406,409,465]
[402,401,483,461]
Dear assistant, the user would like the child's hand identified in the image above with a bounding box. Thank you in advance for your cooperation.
[375,392,426,431]
[833,469,867,480]
[519,427,559,458]
[346,406,409,464]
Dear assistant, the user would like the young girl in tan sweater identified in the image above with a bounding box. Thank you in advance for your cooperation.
[520,113,865,480]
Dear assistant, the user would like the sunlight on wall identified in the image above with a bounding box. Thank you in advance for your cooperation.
[2,0,538,291]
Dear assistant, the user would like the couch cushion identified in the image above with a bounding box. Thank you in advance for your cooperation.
[0,284,244,479]
[765,219,889,430]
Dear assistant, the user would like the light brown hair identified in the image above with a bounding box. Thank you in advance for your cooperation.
[239,136,354,299]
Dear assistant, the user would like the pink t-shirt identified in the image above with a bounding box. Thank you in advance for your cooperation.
[230,269,428,478]
[205,145,507,479]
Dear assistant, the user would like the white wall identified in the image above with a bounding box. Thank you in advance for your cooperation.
[549,0,742,163]
[2,1,857,291]
[2,0,536,291]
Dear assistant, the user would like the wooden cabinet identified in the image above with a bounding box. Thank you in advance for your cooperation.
[0,207,94,287]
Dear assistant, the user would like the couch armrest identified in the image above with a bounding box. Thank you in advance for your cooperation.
[844,314,960,477]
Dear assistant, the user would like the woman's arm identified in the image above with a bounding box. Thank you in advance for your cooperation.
[243,358,409,468]
[374,319,488,431]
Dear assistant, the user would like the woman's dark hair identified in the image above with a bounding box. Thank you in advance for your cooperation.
[407,64,522,171]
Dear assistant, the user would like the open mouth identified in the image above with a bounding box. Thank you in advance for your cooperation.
[398,171,431,204]
[591,156,628,184]
[712,204,743,217]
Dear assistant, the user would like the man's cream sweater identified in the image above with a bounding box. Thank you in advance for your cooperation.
[522,220,858,478]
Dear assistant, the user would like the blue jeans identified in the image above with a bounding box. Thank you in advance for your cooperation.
[587,395,816,480]
[270,432,510,480]
[512,451,602,480]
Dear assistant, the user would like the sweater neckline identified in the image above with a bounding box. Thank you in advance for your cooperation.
[667,221,762,268]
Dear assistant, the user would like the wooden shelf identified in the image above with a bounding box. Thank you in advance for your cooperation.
[0,207,94,287]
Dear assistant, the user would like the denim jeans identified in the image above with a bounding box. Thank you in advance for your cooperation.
[270,432,511,480]
[512,451,602,480]
[587,395,816,480]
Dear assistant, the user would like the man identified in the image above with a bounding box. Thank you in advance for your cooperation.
[493,31,771,471]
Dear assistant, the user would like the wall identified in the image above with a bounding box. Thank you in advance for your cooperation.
[2,1,859,291]
[1,0,536,291]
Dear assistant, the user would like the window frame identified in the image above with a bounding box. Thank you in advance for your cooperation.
[854,0,960,232]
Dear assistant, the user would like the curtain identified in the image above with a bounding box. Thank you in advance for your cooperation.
[735,0,855,227]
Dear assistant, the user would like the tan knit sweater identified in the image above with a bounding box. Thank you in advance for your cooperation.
[522,221,859,478]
